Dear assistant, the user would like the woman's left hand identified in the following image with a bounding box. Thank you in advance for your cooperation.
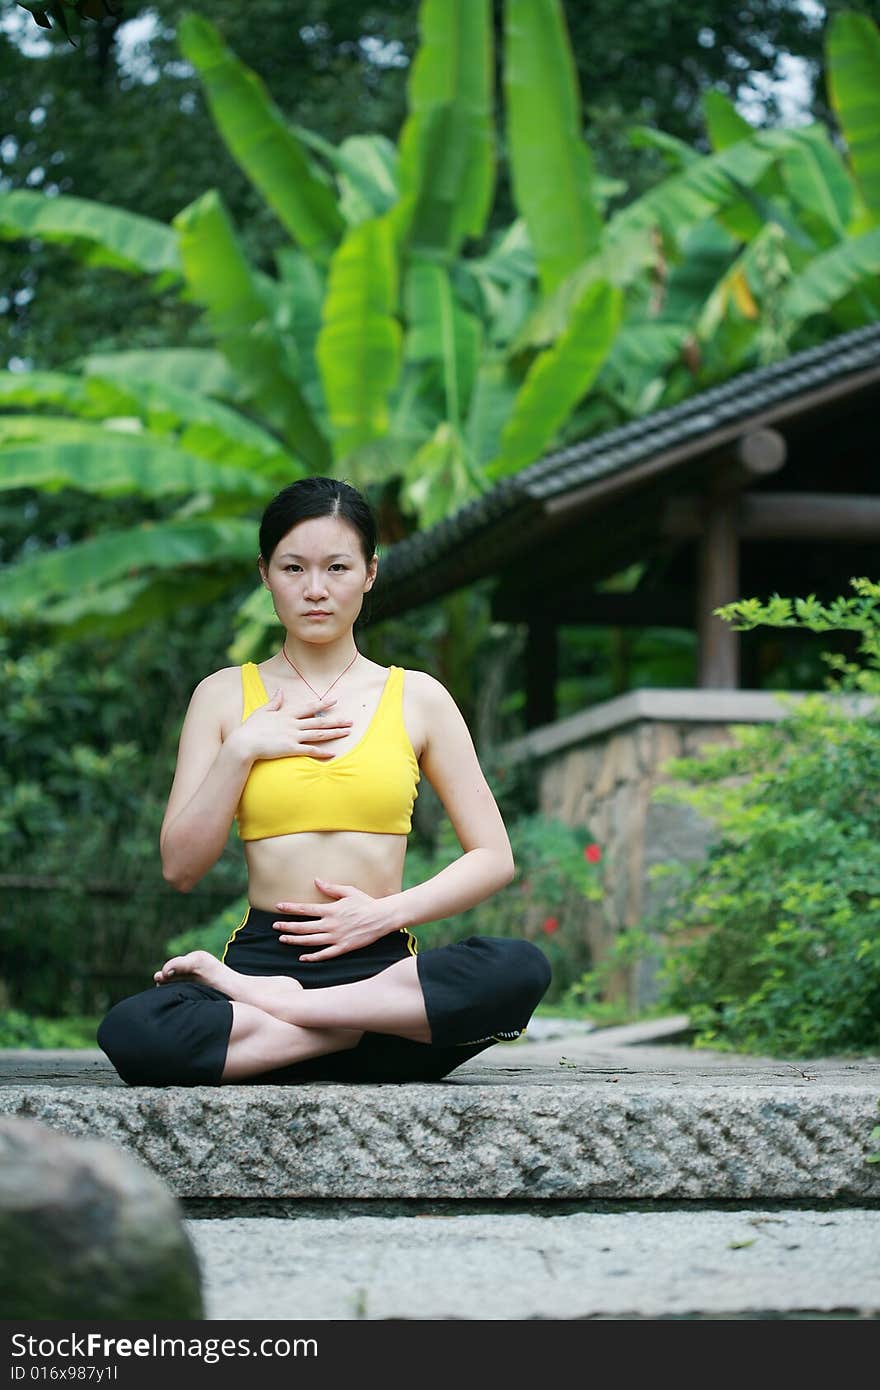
[272,878,401,960]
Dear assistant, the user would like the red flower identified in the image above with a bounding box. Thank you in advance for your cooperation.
[584,843,602,864]
[542,916,560,935]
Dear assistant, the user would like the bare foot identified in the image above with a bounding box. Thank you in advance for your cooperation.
[153,950,308,1025]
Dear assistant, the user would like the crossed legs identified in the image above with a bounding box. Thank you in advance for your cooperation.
[153,950,431,1082]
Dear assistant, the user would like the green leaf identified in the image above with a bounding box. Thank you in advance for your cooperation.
[173,190,330,468]
[0,434,272,502]
[401,422,481,527]
[828,11,880,222]
[629,125,699,170]
[315,215,403,458]
[703,91,754,151]
[0,371,301,480]
[780,126,853,243]
[504,0,600,293]
[610,132,790,248]
[464,356,518,468]
[294,127,399,225]
[394,0,495,254]
[272,248,326,417]
[404,259,482,427]
[0,518,256,622]
[41,572,238,642]
[783,225,880,327]
[78,349,241,399]
[0,189,180,276]
[487,279,622,478]
[177,13,344,259]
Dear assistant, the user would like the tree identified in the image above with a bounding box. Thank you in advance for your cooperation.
[1,3,879,657]
[6,1,880,372]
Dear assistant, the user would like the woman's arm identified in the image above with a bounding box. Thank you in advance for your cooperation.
[159,672,254,893]
[383,671,515,929]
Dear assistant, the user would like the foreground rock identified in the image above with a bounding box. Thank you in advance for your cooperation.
[0,1116,202,1319]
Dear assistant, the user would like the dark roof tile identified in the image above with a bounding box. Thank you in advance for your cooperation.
[375,322,880,608]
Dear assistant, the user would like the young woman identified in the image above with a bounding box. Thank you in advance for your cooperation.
[97,477,551,1086]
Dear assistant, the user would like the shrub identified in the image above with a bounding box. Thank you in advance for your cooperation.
[564,580,880,1056]
[0,1011,101,1049]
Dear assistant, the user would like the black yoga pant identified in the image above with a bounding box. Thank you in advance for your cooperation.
[97,908,552,1087]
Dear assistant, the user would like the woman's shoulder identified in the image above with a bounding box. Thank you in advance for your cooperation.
[399,666,457,710]
[185,665,249,739]
[192,663,246,698]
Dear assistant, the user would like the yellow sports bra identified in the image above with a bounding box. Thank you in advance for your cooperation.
[235,663,420,841]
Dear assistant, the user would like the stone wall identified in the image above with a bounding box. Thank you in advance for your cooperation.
[500,689,808,1008]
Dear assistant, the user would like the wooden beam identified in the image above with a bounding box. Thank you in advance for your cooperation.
[733,427,787,476]
[663,491,880,539]
[697,483,740,688]
[541,362,880,525]
[492,591,694,626]
[525,620,558,728]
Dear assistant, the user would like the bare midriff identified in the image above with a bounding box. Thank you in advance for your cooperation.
[243,828,408,913]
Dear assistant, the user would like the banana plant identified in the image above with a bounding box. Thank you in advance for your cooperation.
[1,3,879,644]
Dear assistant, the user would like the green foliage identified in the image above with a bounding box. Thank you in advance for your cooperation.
[165,896,249,960]
[568,580,880,1056]
[0,1010,100,1048]
[6,5,880,646]
[0,591,247,1018]
[716,577,880,696]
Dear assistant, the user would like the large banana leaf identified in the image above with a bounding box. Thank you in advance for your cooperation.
[514,134,790,353]
[702,92,754,151]
[464,356,520,467]
[273,249,326,419]
[783,225,880,328]
[599,321,692,418]
[457,219,535,347]
[294,128,399,226]
[316,216,402,459]
[401,422,482,528]
[828,11,880,223]
[174,191,330,469]
[0,518,256,622]
[40,572,239,641]
[0,372,301,479]
[781,126,854,245]
[0,189,179,277]
[504,0,600,294]
[404,259,482,427]
[177,13,344,261]
[611,131,792,247]
[487,280,622,478]
[628,125,700,171]
[702,91,773,241]
[79,349,241,399]
[0,435,270,501]
[0,372,94,415]
[394,0,494,255]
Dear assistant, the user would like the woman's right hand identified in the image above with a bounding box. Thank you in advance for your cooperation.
[231,688,352,761]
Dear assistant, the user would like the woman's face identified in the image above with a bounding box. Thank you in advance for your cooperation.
[259,514,377,643]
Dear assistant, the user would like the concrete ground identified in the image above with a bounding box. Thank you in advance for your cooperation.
[4,1017,879,1319]
[187,1207,880,1320]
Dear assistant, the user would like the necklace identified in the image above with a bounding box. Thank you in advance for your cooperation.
[281,644,359,709]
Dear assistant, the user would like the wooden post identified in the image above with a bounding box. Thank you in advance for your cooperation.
[697,480,740,688]
[525,619,558,727]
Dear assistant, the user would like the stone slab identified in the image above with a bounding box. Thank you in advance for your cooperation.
[187,1208,880,1320]
[2,1034,879,1203]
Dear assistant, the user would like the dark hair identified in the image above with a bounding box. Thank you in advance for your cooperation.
[259,476,378,567]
